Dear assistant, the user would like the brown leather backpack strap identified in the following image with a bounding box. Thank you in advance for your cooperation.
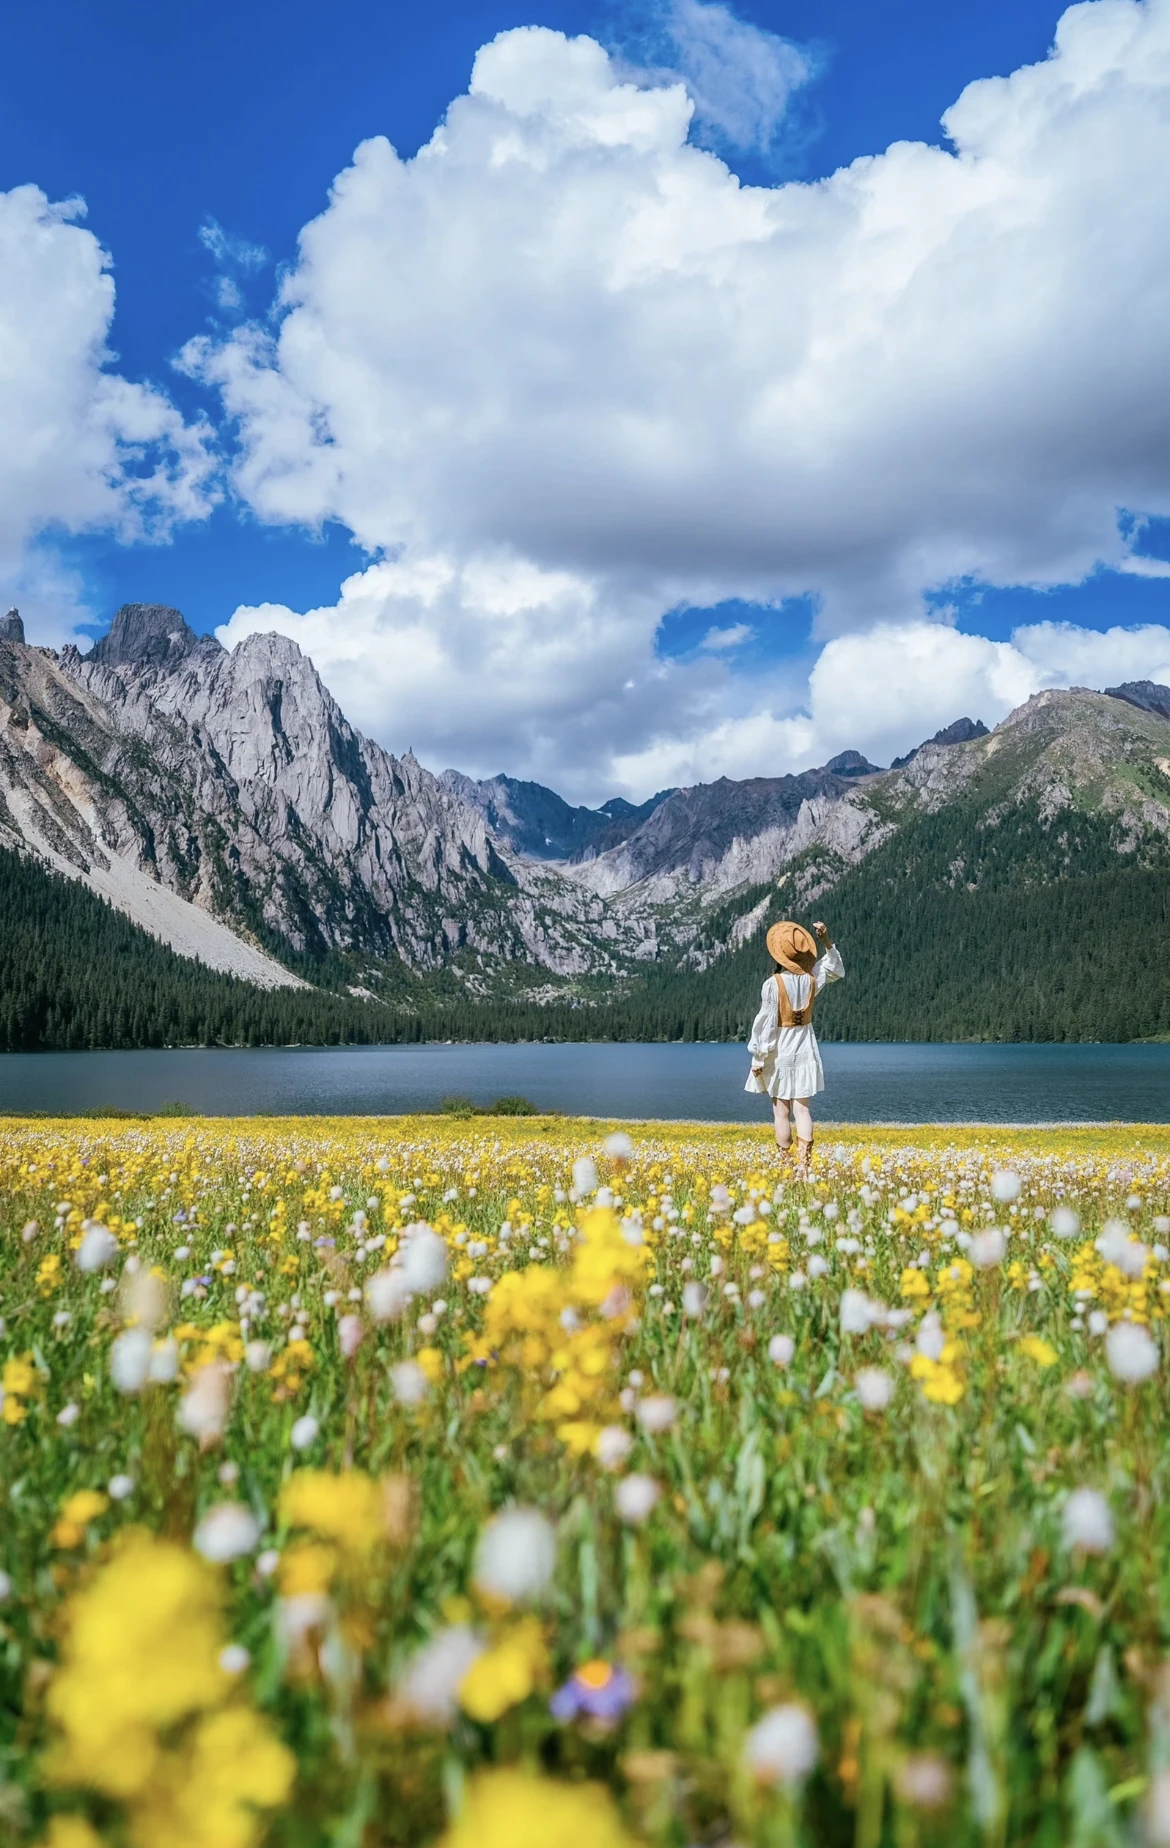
[773,972,789,1028]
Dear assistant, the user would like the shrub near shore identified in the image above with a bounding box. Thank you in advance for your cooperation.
[1,1117,1170,1846]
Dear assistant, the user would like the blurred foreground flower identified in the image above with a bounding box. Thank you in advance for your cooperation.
[439,1767,635,1848]
[550,1659,634,1723]
[744,1703,819,1785]
[472,1508,555,1604]
[1106,1321,1158,1384]
[1062,1487,1114,1555]
[44,1532,293,1848]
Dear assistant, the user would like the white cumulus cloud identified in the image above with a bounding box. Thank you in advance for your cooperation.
[0,186,217,636]
[193,1,1170,794]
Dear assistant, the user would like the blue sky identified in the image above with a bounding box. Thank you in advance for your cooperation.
[3,0,1170,796]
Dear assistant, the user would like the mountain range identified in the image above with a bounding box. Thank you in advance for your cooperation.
[3,599,1170,1046]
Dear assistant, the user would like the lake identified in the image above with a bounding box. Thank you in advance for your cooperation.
[0,1041,1168,1122]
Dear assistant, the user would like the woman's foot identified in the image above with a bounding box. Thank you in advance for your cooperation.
[795,1138,813,1179]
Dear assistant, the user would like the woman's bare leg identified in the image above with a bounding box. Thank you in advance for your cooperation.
[793,1098,813,1175]
[772,1097,792,1153]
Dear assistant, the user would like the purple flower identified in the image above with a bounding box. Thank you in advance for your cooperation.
[550,1660,634,1722]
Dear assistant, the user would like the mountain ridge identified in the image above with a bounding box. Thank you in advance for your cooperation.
[2,600,1170,1038]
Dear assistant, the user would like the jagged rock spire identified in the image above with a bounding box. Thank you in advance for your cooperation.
[0,608,25,644]
[88,603,223,671]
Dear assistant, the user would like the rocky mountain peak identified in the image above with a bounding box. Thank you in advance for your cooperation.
[1105,679,1170,722]
[824,749,883,778]
[88,603,223,672]
[890,715,989,770]
[1,608,25,644]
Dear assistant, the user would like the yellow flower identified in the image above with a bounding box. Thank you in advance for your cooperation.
[3,1355,37,1397]
[37,1253,63,1295]
[922,1366,965,1406]
[41,1819,104,1848]
[129,1706,295,1848]
[61,1490,109,1526]
[278,1541,337,1596]
[900,1269,930,1301]
[279,1470,385,1556]
[1018,1335,1058,1368]
[459,1619,548,1723]
[440,1768,636,1848]
[46,1535,227,1798]
[52,1491,110,1550]
[416,1346,444,1384]
[556,1419,601,1456]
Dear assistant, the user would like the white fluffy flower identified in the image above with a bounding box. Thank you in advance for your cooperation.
[682,1280,708,1317]
[635,1394,677,1434]
[970,1227,1006,1269]
[107,1474,134,1501]
[1062,1487,1114,1555]
[399,1224,448,1293]
[855,1368,894,1411]
[990,1170,1021,1204]
[290,1414,320,1450]
[596,1426,634,1471]
[245,1340,272,1373]
[398,1625,485,1724]
[76,1225,118,1273]
[56,1402,79,1428]
[1050,1205,1081,1239]
[744,1703,819,1785]
[219,1644,251,1675]
[473,1507,556,1602]
[915,1313,945,1360]
[338,1314,364,1359]
[1105,1320,1158,1384]
[768,1334,794,1368]
[615,1474,661,1524]
[110,1327,154,1395]
[391,1360,429,1405]
[194,1502,261,1562]
[840,1289,875,1335]
[149,1337,179,1384]
[603,1132,633,1160]
[366,1267,411,1322]
[179,1361,231,1442]
[572,1157,598,1194]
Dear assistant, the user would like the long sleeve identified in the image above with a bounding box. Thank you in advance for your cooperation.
[748,979,779,1060]
[813,943,844,992]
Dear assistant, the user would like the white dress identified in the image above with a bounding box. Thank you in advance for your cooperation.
[744,944,845,1101]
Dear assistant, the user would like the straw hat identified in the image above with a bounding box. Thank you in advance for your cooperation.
[766,919,818,974]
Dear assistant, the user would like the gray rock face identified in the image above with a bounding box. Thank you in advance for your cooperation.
[1106,680,1170,723]
[439,770,670,860]
[565,764,883,897]
[88,602,223,672]
[0,609,24,644]
[889,716,989,770]
[1,611,657,985]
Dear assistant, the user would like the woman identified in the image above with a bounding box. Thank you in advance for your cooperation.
[745,919,844,1177]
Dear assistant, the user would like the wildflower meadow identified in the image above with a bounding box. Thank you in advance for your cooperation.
[2,1115,1170,1848]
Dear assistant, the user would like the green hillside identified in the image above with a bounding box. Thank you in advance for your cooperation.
[646,800,1170,1045]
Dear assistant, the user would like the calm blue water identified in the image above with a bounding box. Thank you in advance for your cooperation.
[0,1042,1168,1122]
